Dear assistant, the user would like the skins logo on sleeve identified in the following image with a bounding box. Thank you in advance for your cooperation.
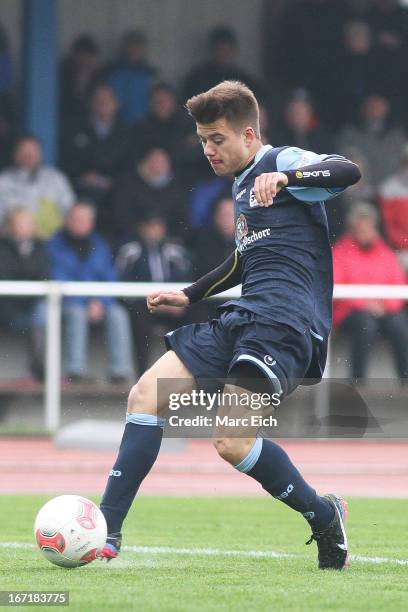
[295,170,331,179]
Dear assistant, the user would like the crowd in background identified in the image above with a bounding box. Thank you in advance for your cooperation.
[0,0,407,383]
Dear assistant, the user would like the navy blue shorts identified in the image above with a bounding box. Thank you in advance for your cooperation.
[165,306,316,399]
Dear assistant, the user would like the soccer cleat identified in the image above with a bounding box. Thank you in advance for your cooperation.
[98,532,122,561]
[306,494,348,570]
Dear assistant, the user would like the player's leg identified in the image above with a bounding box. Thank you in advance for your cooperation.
[99,350,195,558]
[213,372,348,570]
[99,311,235,560]
[212,370,334,531]
[214,320,348,570]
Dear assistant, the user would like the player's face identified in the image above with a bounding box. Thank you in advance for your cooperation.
[196,119,256,176]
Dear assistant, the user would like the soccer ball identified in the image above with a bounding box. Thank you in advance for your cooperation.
[34,495,107,568]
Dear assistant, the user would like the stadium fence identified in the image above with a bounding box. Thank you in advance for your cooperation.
[0,281,407,431]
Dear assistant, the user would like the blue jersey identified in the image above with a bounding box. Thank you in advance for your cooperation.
[222,144,347,365]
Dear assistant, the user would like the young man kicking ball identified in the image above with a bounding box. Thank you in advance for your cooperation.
[99,80,360,569]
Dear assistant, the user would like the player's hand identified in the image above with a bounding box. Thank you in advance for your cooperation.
[253,172,288,207]
[147,290,189,313]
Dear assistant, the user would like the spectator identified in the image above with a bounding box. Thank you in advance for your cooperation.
[60,34,101,121]
[273,0,350,108]
[379,144,408,270]
[0,208,48,380]
[188,176,232,231]
[182,26,263,101]
[324,21,377,128]
[116,212,192,373]
[0,21,12,100]
[132,82,194,169]
[182,23,268,184]
[272,89,334,153]
[337,147,376,204]
[194,197,236,277]
[108,30,157,125]
[338,94,406,188]
[368,0,408,114]
[369,0,408,52]
[0,108,14,172]
[333,202,408,382]
[0,135,75,238]
[60,83,130,232]
[191,197,236,322]
[112,146,186,239]
[47,202,133,383]
[259,102,272,145]
[327,147,376,243]
[0,20,14,169]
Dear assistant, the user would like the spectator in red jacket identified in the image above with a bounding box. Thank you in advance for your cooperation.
[333,202,408,381]
[379,143,408,270]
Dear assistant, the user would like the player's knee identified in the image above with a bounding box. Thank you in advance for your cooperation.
[127,371,156,415]
[213,437,247,464]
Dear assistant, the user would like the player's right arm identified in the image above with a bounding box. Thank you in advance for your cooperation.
[252,148,361,206]
[147,249,242,312]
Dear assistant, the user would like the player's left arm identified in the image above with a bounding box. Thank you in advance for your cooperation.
[253,148,361,206]
[147,250,242,312]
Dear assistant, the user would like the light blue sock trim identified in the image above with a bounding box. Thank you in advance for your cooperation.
[126,413,166,429]
[234,437,263,473]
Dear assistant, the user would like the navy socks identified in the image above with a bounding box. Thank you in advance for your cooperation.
[100,414,165,534]
[235,438,334,530]
[100,417,333,535]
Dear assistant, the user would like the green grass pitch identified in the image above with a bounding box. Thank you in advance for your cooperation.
[0,495,407,611]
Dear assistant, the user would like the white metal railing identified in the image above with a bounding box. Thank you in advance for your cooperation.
[0,281,407,431]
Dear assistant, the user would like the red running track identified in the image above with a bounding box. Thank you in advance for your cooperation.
[1,438,407,497]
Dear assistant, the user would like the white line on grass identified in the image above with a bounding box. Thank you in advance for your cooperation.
[124,545,295,559]
[1,542,408,566]
[350,555,408,566]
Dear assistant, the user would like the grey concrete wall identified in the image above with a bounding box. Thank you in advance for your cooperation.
[58,0,264,83]
[0,0,263,85]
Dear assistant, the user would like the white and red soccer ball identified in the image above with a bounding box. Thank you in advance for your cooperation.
[34,495,107,568]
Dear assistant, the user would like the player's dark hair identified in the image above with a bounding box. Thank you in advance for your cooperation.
[185,80,260,137]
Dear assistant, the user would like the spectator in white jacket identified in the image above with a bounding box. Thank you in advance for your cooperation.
[0,135,75,238]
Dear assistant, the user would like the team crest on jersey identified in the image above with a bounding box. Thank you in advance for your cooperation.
[249,188,261,208]
[236,213,248,240]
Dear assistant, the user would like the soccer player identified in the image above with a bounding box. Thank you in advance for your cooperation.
[99,81,360,569]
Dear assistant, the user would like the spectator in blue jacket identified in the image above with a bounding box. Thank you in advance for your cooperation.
[47,201,133,383]
[107,30,157,125]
